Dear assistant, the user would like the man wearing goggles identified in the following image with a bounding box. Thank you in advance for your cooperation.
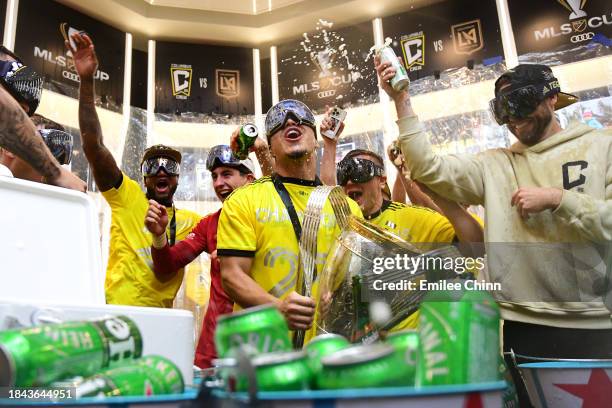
[217,99,361,343]
[146,144,256,369]
[0,114,74,182]
[378,59,612,406]
[71,31,200,307]
[0,47,84,191]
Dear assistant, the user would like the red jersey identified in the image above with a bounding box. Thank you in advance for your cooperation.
[151,209,233,368]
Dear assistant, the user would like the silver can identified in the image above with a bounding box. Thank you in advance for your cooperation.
[377,46,410,92]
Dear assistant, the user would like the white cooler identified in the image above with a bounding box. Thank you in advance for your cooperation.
[0,172,196,385]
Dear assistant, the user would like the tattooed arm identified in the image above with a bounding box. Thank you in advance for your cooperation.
[0,86,86,191]
[70,32,121,192]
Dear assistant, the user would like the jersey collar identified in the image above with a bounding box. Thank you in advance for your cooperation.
[273,173,323,187]
[365,199,392,221]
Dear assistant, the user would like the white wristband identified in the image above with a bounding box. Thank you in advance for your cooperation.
[152,233,168,249]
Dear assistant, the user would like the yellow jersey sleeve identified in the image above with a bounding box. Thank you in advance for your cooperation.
[217,187,257,257]
[101,172,142,209]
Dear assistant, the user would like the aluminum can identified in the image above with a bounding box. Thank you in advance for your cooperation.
[376,46,410,92]
[0,315,142,387]
[318,343,403,389]
[305,334,349,388]
[75,355,184,397]
[236,123,258,160]
[252,350,311,391]
[416,285,500,386]
[385,329,419,386]
[215,305,291,358]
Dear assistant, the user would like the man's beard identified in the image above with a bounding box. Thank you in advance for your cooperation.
[146,185,177,207]
[517,110,553,146]
[287,149,309,160]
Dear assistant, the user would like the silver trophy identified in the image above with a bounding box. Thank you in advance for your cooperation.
[560,0,587,19]
[311,49,335,78]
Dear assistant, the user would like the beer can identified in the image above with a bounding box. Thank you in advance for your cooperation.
[236,123,258,160]
[318,343,403,389]
[75,355,184,397]
[416,286,500,386]
[305,334,349,388]
[376,46,410,92]
[0,315,142,387]
[252,350,311,391]
[385,329,419,386]
[215,305,291,358]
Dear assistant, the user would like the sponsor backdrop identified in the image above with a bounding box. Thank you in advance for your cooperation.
[277,20,379,113]
[14,0,125,111]
[382,0,504,81]
[155,41,254,116]
[509,0,612,61]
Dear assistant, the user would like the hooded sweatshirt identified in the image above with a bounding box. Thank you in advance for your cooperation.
[398,115,612,329]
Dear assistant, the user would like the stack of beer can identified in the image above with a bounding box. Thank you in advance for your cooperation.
[0,315,184,399]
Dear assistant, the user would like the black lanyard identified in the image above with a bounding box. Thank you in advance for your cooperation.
[169,205,177,246]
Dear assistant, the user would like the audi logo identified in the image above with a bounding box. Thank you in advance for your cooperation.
[570,32,594,43]
[317,90,335,98]
[62,70,81,83]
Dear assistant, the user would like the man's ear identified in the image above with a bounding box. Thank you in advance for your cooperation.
[548,94,558,109]
[380,175,387,187]
[246,173,255,183]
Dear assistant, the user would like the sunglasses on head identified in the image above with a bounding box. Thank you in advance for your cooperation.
[490,85,543,126]
[142,156,180,177]
[337,157,385,186]
[39,129,73,165]
[264,99,316,137]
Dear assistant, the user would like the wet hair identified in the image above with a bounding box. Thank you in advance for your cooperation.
[31,114,65,132]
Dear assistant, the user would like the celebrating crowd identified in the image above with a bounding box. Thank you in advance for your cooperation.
[2,29,611,408]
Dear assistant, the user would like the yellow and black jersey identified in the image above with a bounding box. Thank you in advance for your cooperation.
[367,200,456,244]
[217,175,362,303]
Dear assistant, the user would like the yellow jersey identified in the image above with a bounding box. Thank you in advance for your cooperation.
[102,173,201,307]
[368,200,457,330]
[217,175,362,341]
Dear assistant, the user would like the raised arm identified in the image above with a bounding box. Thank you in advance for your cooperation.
[230,128,274,176]
[0,86,86,191]
[69,32,121,192]
[319,106,344,186]
[375,56,485,205]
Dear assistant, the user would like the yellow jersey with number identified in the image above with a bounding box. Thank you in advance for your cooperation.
[368,200,457,330]
[217,175,362,343]
[102,173,201,308]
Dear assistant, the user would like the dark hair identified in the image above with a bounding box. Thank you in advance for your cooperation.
[0,46,23,63]
[31,114,65,132]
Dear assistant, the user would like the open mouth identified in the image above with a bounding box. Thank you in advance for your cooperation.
[217,189,231,199]
[347,190,363,201]
[155,179,170,195]
[284,126,302,141]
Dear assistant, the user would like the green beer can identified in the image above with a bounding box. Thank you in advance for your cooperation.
[236,123,258,160]
[416,286,500,386]
[215,305,291,358]
[0,315,142,387]
[252,351,311,391]
[75,355,184,397]
[385,329,419,386]
[305,334,349,388]
[318,344,404,389]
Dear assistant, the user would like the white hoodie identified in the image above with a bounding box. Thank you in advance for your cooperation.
[398,115,612,329]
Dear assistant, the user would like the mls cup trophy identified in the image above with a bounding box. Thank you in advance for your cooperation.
[558,0,587,19]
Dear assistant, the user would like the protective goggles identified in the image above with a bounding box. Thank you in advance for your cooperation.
[205,145,241,171]
[142,156,180,177]
[40,129,73,165]
[264,99,316,138]
[337,157,385,186]
[0,59,43,116]
[490,85,542,125]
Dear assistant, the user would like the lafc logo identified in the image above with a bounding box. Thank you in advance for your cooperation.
[170,64,192,99]
[216,69,240,98]
[401,33,425,71]
[451,19,484,55]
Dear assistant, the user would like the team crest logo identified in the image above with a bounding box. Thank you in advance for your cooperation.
[216,69,240,98]
[401,33,425,70]
[571,18,588,32]
[451,19,484,55]
[170,64,192,99]
[557,0,588,20]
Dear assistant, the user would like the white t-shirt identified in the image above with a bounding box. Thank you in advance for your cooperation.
[0,163,13,177]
